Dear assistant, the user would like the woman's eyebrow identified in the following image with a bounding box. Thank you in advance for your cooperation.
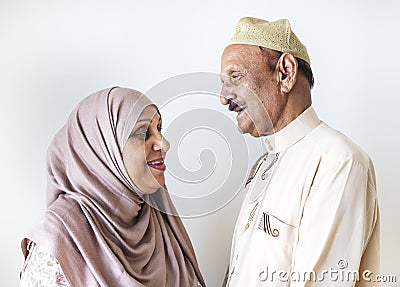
[136,119,152,123]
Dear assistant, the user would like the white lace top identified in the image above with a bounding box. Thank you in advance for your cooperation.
[20,242,70,287]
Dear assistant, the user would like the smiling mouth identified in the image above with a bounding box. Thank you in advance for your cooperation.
[147,157,166,171]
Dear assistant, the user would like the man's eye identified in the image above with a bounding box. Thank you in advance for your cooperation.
[230,74,242,84]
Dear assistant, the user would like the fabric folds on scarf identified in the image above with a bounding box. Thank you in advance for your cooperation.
[21,87,205,287]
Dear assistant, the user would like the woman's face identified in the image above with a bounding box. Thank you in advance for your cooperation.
[122,105,170,194]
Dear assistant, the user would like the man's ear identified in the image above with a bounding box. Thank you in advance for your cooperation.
[276,53,298,93]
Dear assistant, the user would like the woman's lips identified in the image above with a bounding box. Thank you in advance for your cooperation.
[147,157,166,171]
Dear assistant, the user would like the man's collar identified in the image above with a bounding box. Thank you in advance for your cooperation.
[264,106,321,154]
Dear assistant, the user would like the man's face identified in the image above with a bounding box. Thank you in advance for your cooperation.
[220,44,281,137]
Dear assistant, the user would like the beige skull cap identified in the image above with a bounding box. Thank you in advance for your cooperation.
[229,17,311,65]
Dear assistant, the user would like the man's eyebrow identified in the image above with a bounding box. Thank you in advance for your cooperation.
[221,65,240,76]
[225,65,240,73]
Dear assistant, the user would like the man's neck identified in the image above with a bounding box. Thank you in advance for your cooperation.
[273,87,312,133]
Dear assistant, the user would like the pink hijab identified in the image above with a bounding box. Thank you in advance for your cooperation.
[21,87,205,287]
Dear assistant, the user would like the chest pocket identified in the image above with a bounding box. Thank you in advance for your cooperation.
[251,208,299,279]
[257,210,297,249]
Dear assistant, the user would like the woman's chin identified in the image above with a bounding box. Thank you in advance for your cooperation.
[147,181,166,194]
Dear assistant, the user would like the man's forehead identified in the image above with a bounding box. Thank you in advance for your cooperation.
[221,46,244,71]
[223,44,260,56]
[221,45,260,73]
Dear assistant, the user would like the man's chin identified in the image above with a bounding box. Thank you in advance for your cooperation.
[237,120,247,134]
[237,121,267,137]
[237,123,258,137]
[237,111,257,136]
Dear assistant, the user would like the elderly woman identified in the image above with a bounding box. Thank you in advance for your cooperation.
[20,87,205,287]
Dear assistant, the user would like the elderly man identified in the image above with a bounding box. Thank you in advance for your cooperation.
[220,17,379,286]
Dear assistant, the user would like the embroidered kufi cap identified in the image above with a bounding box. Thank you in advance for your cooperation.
[229,17,311,65]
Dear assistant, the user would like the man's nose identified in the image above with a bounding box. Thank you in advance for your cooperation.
[220,83,236,105]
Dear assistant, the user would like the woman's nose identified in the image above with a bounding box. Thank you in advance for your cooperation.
[153,134,170,153]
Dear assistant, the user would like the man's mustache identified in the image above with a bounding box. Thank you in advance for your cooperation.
[228,101,239,111]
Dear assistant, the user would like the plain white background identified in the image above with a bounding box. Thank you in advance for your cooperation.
[1,0,399,286]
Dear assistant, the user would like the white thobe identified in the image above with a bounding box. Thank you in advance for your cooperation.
[226,106,379,287]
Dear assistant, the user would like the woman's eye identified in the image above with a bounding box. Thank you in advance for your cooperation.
[132,128,149,140]
[145,130,151,140]
[131,124,162,141]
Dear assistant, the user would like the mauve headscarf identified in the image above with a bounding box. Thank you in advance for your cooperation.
[21,87,205,287]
